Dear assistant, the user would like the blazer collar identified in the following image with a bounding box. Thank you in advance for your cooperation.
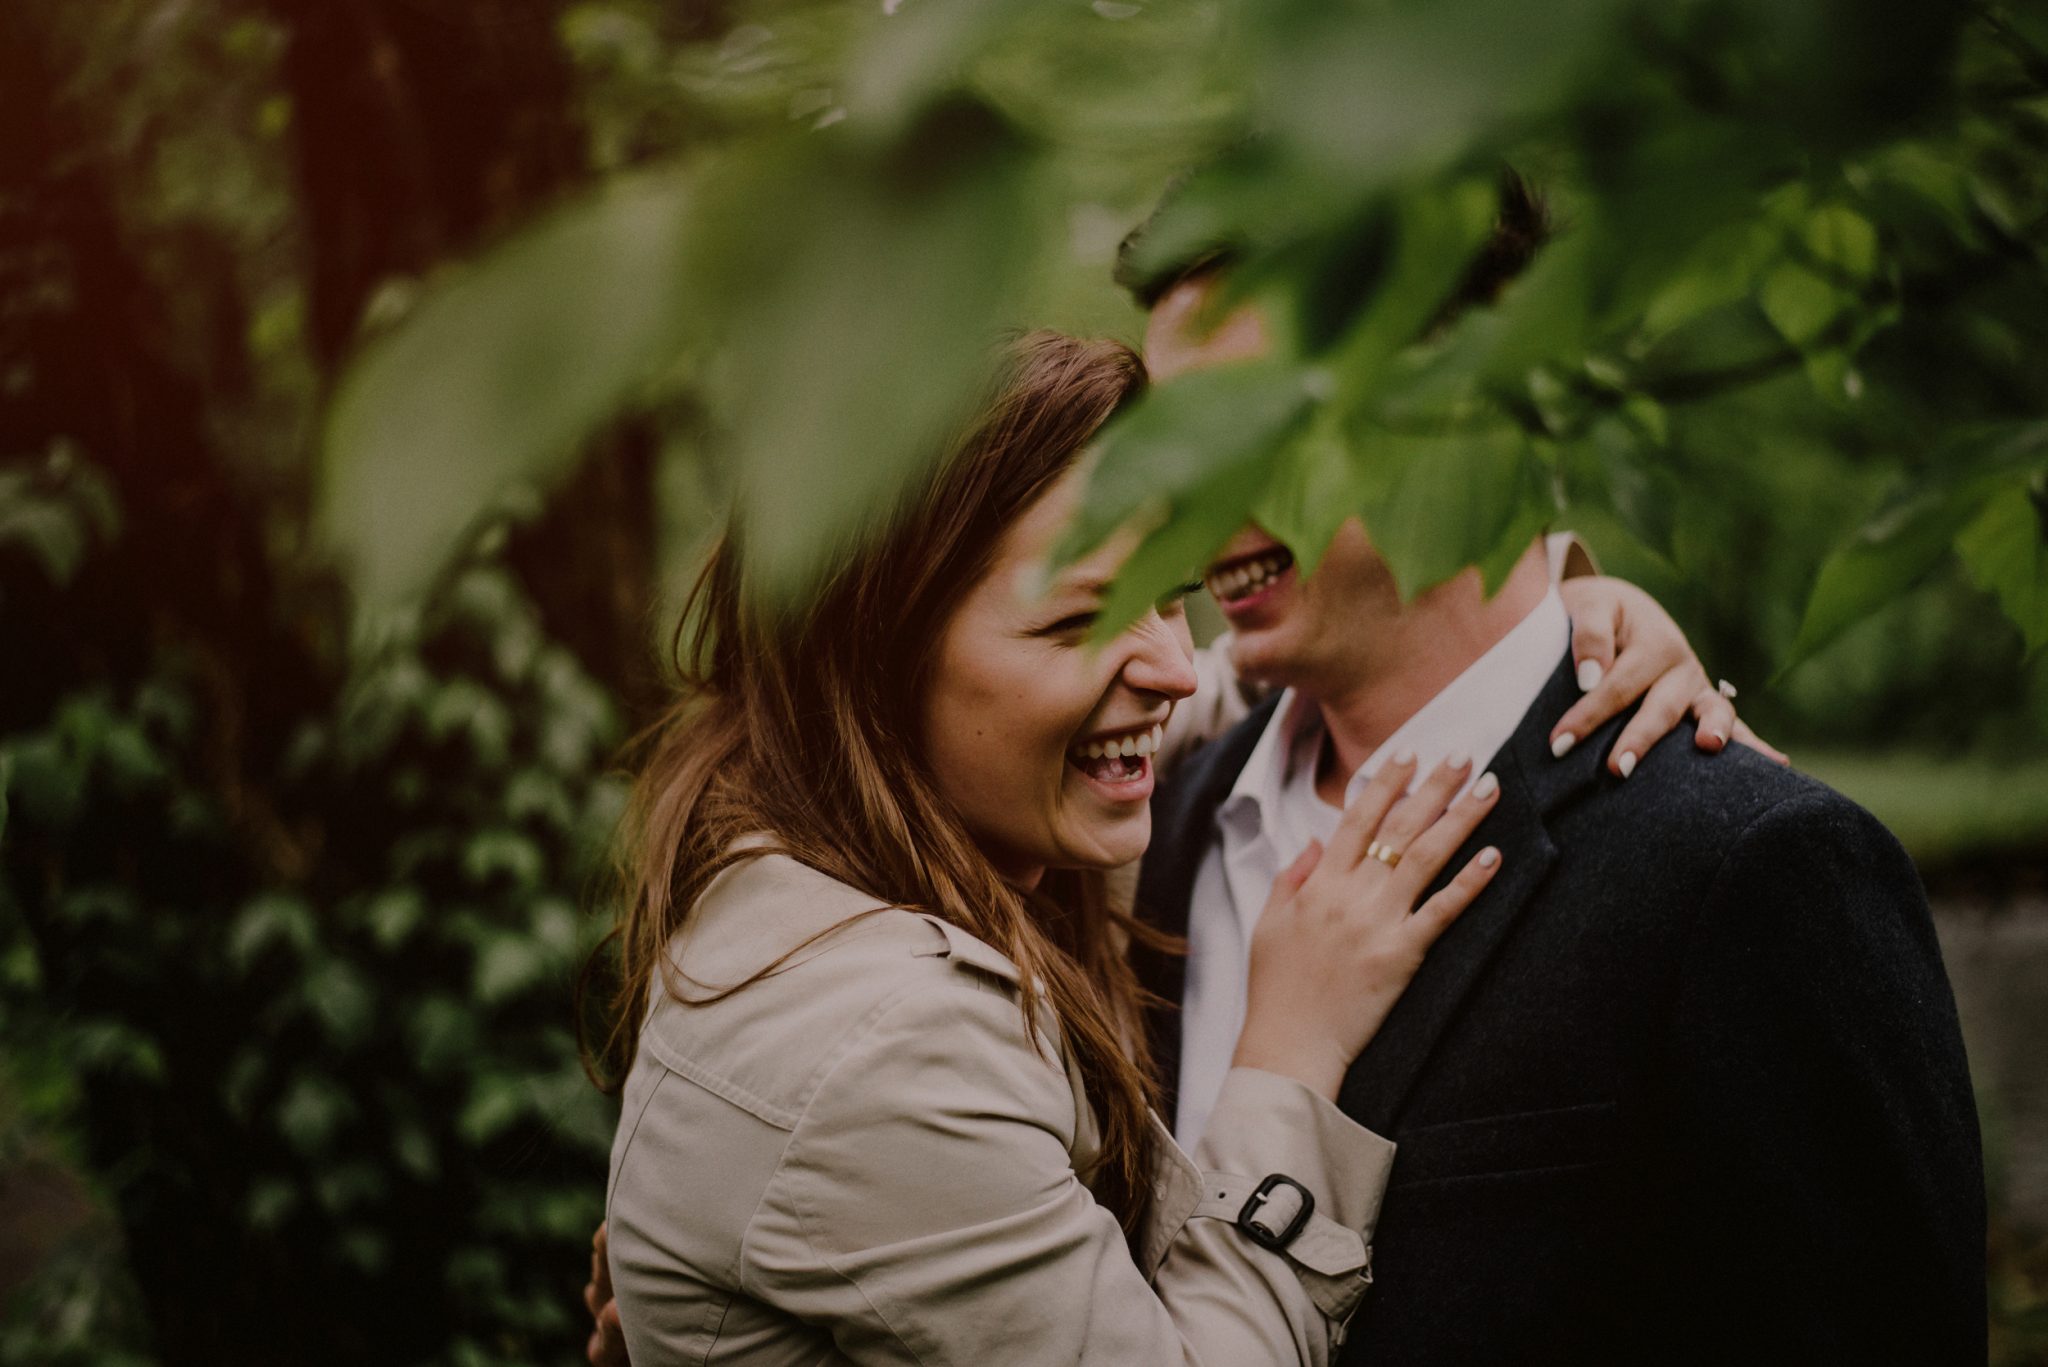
[1336,649,1602,1133]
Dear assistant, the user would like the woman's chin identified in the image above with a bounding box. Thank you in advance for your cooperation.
[1052,810,1152,872]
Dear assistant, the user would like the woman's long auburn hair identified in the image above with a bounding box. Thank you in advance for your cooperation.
[583,331,1173,1228]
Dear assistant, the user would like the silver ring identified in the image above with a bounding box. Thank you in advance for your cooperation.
[1717,678,1738,701]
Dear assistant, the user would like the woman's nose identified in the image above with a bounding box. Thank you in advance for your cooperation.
[1121,618,1199,701]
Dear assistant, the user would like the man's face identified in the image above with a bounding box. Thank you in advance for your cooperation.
[1142,271,1403,689]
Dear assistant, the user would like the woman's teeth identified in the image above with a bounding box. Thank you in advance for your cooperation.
[1073,723,1163,761]
[1070,723,1163,783]
[1207,549,1294,605]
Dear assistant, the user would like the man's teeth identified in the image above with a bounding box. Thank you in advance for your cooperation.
[1072,723,1164,762]
[1208,550,1292,602]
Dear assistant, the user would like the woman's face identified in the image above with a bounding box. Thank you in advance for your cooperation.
[921,467,1200,887]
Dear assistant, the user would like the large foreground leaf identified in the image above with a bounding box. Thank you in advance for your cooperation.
[321,169,695,617]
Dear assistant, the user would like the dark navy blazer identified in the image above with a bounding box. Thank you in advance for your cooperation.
[1132,652,1985,1366]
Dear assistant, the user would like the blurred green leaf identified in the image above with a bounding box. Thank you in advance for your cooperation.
[321,167,695,618]
[1359,423,1554,600]
[1063,358,1316,570]
[228,893,318,977]
[364,887,425,950]
[302,960,376,1050]
[459,1074,529,1146]
[276,1073,356,1154]
[473,934,548,1005]
[1790,421,2048,665]
[463,830,547,888]
[1956,479,2048,654]
[245,1177,300,1232]
[706,100,1054,604]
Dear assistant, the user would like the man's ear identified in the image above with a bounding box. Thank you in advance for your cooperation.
[1549,530,1600,581]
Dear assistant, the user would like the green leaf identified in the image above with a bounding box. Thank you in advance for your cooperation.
[245,1177,299,1231]
[710,101,1053,605]
[1788,422,2048,665]
[459,1074,530,1146]
[1789,485,1994,669]
[302,959,376,1049]
[1357,423,1553,600]
[276,1073,356,1154]
[844,0,1050,137]
[321,166,695,618]
[1758,261,1848,350]
[1250,418,1363,580]
[463,830,547,888]
[365,886,426,950]
[228,893,319,977]
[1060,358,1317,571]
[1956,480,2048,654]
[473,933,549,1005]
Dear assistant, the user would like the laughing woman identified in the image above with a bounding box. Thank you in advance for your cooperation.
[585,333,1744,1366]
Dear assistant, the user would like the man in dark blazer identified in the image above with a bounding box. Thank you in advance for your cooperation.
[1125,251,1986,1364]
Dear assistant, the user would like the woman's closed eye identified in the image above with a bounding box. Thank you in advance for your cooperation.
[1040,610,1099,636]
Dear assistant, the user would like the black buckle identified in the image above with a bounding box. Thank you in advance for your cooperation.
[1236,1173,1315,1251]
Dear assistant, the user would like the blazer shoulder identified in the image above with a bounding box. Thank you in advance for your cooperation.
[1596,723,1892,855]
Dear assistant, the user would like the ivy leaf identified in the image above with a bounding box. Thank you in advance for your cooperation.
[229,893,319,977]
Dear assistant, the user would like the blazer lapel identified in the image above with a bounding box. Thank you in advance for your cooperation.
[1336,654,1597,1135]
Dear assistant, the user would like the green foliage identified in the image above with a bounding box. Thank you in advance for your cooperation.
[321,0,2048,671]
[2,462,624,1365]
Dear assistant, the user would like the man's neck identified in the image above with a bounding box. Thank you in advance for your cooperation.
[1304,551,1550,802]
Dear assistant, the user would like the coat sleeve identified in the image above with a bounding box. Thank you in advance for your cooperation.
[1661,789,1985,1363]
[742,973,1394,1366]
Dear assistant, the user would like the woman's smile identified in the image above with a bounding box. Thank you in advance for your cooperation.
[1067,718,1169,802]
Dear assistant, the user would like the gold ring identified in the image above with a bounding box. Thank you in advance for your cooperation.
[1366,841,1403,869]
[1717,678,1738,700]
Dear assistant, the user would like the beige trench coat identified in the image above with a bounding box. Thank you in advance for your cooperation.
[606,853,1396,1366]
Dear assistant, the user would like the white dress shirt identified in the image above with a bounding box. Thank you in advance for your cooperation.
[1173,586,1570,1145]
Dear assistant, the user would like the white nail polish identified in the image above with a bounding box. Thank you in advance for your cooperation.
[1617,750,1638,778]
[1551,732,1575,758]
[1394,749,1417,768]
[1472,772,1499,801]
[1478,847,1500,868]
[1446,751,1472,772]
[1577,658,1604,692]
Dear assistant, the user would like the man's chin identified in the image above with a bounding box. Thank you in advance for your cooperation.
[1225,623,1306,690]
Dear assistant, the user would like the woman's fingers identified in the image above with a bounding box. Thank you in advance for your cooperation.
[1326,753,1417,867]
[1608,666,1701,777]
[1364,755,1474,864]
[1407,846,1503,944]
[1387,768,1502,900]
[1266,839,1323,909]
[1549,636,1684,759]
[1570,601,1618,693]
[1733,719,1790,766]
[1689,686,1735,751]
